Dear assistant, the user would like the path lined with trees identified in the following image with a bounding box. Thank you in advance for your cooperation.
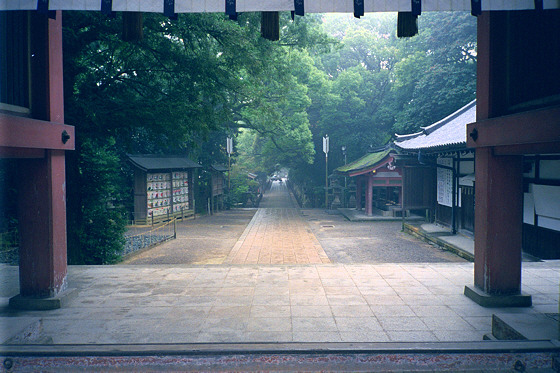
[16,11,477,264]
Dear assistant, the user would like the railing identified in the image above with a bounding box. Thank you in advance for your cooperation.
[123,218,176,258]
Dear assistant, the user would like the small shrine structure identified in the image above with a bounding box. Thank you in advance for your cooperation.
[336,145,402,217]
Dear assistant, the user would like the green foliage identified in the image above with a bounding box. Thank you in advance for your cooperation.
[228,172,260,207]
[67,137,126,265]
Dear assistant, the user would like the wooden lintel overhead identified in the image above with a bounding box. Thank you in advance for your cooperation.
[397,12,418,37]
[466,105,560,150]
[0,113,75,151]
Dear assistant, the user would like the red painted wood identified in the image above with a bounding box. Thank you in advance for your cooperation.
[14,12,69,300]
[48,11,64,124]
[493,141,560,156]
[0,147,45,158]
[365,173,373,216]
[476,12,491,122]
[18,152,67,297]
[0,113,74,150]
[355,178,362,210]
[49,149,68,293]
[474,148,523,295]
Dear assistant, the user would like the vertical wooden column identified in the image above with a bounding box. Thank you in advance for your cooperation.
[10,11,71,309]
[464,12,530,307]
[473,148,523,294]
[17,150,68,298]
[465,147,529,306]
[355,178,362,210]
[365,173,373,216]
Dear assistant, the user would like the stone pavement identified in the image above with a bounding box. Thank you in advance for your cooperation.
[1,261,558,345]
[226,182,330,264]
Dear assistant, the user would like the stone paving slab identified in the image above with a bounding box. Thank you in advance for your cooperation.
[226,183,330,265]
[1,261,558,345]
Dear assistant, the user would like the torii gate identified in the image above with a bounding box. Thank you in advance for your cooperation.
[1,1,559,310]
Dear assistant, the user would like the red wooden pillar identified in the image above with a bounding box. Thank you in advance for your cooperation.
[8,11,74,310]
[365,173,373,216]
[17,150,68,298]
[473,149,523,293]
[464,147,530,306]
[355,178,362,210]
[464,12,530,307]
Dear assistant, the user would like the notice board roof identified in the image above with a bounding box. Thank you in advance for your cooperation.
[210,164,228,173]
[128,154,201,172]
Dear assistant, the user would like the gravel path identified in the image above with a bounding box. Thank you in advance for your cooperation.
[303,209,467,263]
[122,209,257,265]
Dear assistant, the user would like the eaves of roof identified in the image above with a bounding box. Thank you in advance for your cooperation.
[128,154,201,171]
[394,100,476,152]
[210,164,228,172]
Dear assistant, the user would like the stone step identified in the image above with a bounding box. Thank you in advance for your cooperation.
[492,313,559,340]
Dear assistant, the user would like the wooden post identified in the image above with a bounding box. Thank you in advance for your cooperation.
[10,12,72,310]
[355,178,362,211]
[365,173,373,216]
[463,12,531,307]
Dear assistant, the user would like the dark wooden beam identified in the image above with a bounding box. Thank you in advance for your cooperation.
[493,142,560,156]
[466,105,560,150]
[122,12,143,42]
[397,12,418,37]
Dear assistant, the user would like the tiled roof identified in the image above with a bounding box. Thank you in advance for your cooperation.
[394,100,476,151]
[128,154,201,171]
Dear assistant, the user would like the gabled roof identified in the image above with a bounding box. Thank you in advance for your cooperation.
[335,147,395,176]
[128,154,201,171]
[394,100,476,152]
[210,164,228,173]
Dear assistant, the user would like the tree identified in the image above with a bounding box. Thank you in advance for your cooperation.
[67,137,126,264]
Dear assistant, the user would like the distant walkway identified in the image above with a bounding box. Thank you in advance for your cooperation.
[226,181,330,264]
